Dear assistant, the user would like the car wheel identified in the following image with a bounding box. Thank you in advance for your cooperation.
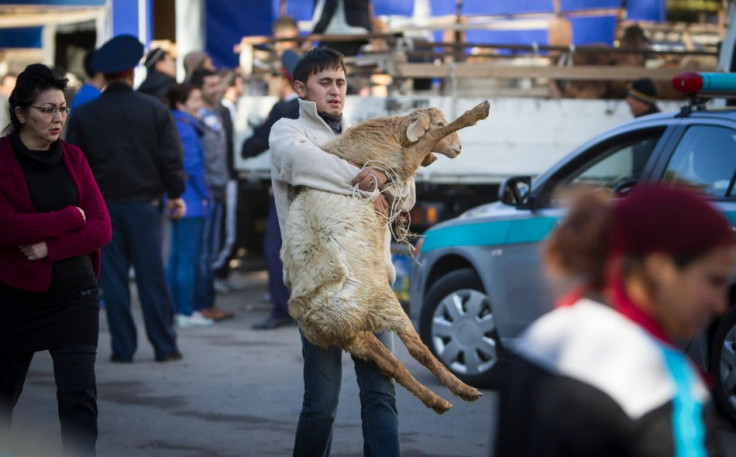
[710,305,736,427]
[419,268,502,388]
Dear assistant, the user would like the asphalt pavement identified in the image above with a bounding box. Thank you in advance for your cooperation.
[6,269,495,457]
[7,269,736,457]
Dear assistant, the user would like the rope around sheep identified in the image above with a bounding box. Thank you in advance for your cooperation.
[351,161,418,259]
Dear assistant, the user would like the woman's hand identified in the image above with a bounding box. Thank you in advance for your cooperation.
[19,242,49,261]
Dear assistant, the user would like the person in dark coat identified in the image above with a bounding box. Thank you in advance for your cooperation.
[625,77,660,118]
[65,35,186,364]
[0,63,111,457]
[138,47,177,102]
[626,78,661,174]
[242,50,300,330]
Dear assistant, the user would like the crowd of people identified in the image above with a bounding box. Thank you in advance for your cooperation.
[1,7,736,457]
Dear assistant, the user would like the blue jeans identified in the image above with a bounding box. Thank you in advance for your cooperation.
[293,331,399,457]
[195,199,223,310]
[100,201,178,361]
[264,197,290,319]
[167,217,206,316]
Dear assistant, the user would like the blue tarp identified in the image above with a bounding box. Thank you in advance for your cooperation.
[0,27,43,48]
[205,0,667,68]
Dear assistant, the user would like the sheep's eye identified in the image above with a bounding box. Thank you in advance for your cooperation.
[437,122,444,127]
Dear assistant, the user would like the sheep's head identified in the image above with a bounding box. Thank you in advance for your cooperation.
[405,107,461,167]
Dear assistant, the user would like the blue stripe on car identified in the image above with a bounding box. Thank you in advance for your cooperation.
[421,217,558,252]
[421,210,736,254]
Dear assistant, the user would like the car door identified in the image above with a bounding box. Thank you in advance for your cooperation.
[501,126,673,335]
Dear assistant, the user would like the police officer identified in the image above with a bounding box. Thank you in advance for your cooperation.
[66,35,186,363]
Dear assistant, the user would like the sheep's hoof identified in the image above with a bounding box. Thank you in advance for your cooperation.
[431,398,453,414]
[474,100,491,119]
[458,387,483,402]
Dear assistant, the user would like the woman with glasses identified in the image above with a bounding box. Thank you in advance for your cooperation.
[0,63,111,456]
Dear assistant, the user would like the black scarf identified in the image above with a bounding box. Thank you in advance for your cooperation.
[10,130,62,170]
[319,112,343,135]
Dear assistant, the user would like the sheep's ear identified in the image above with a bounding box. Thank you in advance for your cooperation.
[406,113,430,142]
[421,153,437,166]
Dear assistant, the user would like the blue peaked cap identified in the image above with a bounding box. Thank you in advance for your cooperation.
[91,34,144,74]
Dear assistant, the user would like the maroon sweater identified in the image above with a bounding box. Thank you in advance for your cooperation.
[0,135,111,292]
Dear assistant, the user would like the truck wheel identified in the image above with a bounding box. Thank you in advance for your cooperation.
[710,305,736,427]
[419,268,502,388]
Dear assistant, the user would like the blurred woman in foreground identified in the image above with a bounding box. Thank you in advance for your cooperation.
[494,185,735,457]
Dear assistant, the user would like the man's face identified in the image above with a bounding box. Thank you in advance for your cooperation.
[274,26,299,52]
[201,74,222,107]
[626,95,650,117]
[294,67,346,117]
[156,52,177,78]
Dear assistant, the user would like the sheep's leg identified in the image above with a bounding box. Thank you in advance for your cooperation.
[346,331,453,414]
[420,100,491,148]
[393,314,483,401]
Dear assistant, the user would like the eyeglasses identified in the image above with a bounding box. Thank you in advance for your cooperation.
[30,105,71,116]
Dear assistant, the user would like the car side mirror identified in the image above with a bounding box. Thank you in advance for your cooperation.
[499,176,532,208]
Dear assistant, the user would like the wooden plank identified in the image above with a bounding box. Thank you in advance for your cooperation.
[395,63,696,81]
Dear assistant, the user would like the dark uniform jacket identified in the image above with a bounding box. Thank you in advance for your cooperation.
[65,82,185,202]
[494,298,723,457]
[138,69,176,103]
[241,96,299,159]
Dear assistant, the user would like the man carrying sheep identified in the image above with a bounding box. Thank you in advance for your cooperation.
[269,47,415,457]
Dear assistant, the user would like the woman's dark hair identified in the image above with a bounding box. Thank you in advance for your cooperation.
[543,190,613,291]
[6,63,69,134]
[165,83,197,111]
[291,47,346,84]
[543,184,736,293]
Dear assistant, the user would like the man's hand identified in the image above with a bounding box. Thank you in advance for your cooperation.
[352,167,388,192]
[19,242,48,261]
[373,194,389,216]
[167,198,187,220]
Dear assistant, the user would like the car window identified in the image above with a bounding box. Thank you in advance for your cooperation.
[564,133,661,191]
[663,125,736,198]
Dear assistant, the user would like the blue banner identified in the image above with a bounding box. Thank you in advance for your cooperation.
[0,27,43,48]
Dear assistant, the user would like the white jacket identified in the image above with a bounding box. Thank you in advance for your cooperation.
[269,98,416,284]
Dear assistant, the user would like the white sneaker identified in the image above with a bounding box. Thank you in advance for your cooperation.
[175,312,214,328]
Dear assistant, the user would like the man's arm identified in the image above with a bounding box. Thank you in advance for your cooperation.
[269,119,358,195]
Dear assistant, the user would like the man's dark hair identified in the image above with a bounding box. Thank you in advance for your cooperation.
[291,47,346,84]
[189,68,217,90]
[165,83,197,111]
[83,49,97,79]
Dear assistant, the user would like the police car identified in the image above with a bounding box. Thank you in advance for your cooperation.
[410,71,736,424]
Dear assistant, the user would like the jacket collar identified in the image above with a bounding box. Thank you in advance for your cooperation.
[298,98,346,134]
[103,81,133,93]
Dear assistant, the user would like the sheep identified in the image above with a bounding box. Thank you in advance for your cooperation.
[282,101,491,414]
